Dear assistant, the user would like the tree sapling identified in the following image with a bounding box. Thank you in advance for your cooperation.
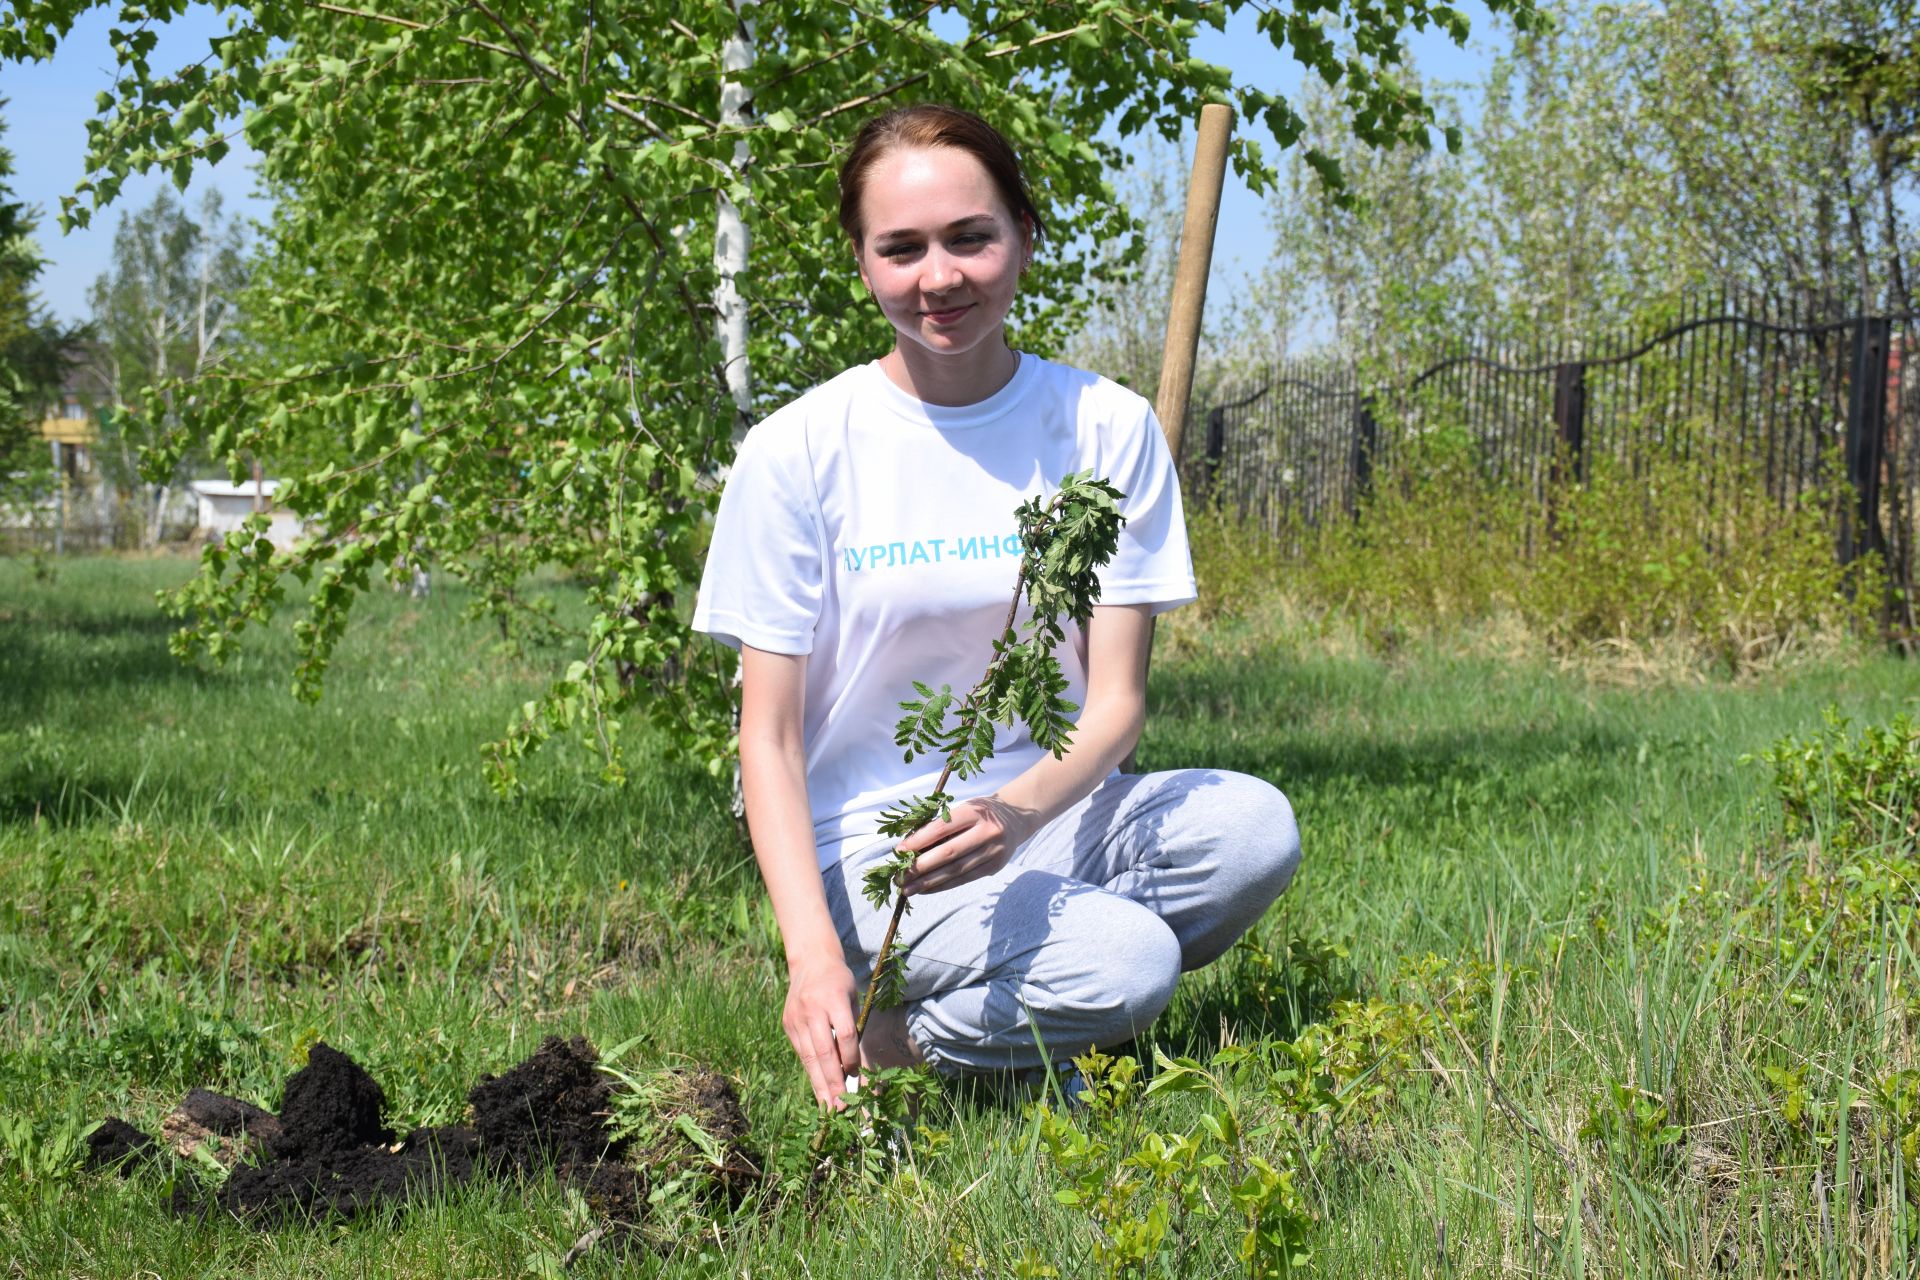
[853,471,1129,1040]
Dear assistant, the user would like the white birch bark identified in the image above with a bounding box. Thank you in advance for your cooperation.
[715,0,756,445]
[717,0,757,822]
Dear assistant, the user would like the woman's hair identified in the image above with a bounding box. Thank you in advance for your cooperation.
[837,103,1046,248]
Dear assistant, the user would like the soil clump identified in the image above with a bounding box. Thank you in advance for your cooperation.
[162,1088,283,1165]
[268,1043,391,1159]
[206,1125,481,1224]
[469,1035,624,1173]
[85,1116,158,1173]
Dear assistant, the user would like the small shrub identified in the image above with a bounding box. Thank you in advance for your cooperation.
[1530,449,1878,666]
[1292,428,1536,639]
[1756,709,1920,856]
[1035,1046,1315,1279]
[1185,502,1287,623]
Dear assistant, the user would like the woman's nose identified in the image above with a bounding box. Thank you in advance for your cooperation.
[920,248,961,293]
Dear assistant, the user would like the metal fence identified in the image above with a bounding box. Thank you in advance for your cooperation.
[1185,293,1918,628]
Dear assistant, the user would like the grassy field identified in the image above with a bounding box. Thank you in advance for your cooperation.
[3,556,1917,1277]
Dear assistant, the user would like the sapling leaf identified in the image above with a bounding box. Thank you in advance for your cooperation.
[869,941,914,1011]
[875,790,952,839]
[861,847,922,910]
[893,682,956,760]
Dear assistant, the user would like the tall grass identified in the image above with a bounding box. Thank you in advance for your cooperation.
[2,556,1916,1276]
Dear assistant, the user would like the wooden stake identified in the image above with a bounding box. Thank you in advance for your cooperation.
[1154,103,1234,463]
[1126,103,1232,773]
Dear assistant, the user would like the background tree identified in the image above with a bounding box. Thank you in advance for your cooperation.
[1587,0,1911,317]
[0,102,70,502]
[85,186,250,545]
[1,0,1540,785]
[1264,71,1479,374]
[1788,0,1917,314]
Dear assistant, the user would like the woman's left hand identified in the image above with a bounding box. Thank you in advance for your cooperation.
[896,794,1039,896]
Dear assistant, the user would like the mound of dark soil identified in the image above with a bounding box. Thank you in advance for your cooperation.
[207,1125,480,1225]
[97,1035,752,1242]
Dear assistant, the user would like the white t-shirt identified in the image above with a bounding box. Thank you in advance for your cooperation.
[692,352,1197,868]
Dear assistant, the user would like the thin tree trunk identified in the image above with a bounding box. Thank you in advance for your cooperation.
[148,484,169,547]
[1839,170,1876,306]
[717,0,758,824]
[716,0,756,446]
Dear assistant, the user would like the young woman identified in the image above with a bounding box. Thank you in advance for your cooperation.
[693,104,1301,1108]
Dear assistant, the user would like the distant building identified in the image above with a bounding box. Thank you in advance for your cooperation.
[187,478,303,548]
[39,357,107,481]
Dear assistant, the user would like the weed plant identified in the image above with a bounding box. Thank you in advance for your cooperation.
[3,557,1918,1276]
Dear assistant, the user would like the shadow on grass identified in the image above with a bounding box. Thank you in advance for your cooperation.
[0,762,150,827]
[1156,932,1367,1057]
[1142,651,1635,826]
[0,604,210,723]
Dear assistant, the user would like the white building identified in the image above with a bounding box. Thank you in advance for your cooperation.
[188,479,304,548]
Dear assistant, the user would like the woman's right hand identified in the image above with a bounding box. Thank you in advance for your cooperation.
[783,952,862,1109]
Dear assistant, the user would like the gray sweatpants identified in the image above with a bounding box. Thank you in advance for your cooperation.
[823,769,1301,1074]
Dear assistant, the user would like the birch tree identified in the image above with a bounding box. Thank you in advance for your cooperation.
[1264,0,1918,359]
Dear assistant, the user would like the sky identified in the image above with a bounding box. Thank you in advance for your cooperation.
[0,3,1510,327]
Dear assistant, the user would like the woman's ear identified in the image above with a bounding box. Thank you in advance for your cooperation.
[852,237,873,295]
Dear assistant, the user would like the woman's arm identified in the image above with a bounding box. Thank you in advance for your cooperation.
[896,602,1153,895]
[738,644,862,1108]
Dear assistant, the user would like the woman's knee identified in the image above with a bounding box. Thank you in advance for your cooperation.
[1107,915,1182,1028]
[1211,772,1302,898]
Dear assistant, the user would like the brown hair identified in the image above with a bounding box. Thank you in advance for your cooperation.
[837,103,1046,248]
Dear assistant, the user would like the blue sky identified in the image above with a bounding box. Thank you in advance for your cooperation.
[1,3,1508,325]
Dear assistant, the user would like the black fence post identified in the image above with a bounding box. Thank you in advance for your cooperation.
[1349,393,1378,516]
[1840,314,1891,567]
[1552,361,1588,486]
[1203,403,1226,510]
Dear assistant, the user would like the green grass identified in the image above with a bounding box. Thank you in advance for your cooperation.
[3,556,1917,1276]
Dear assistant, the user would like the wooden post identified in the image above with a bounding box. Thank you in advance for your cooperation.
[1126,104,1232,775]
[1153,104,1234,461]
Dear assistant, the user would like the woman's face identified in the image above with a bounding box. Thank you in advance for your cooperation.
[853,145,1031,367]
